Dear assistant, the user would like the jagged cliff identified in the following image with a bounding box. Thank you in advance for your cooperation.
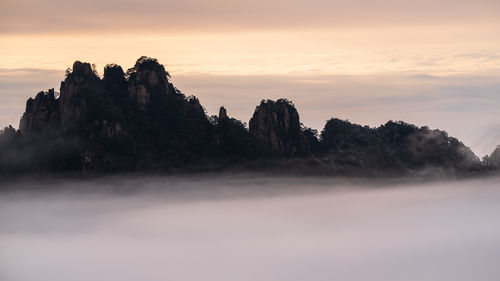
[249,99,309,156]
[1,56,496,177]
[127,56,175,110]
[14,57,218,172]
[19,89,59,133]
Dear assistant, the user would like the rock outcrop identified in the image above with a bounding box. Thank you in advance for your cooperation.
[59,61,101,130]
[20,62,102,133]
[214,106,229,146]
[127,56,174,110]
[249,99,309,155]
[212,106,257,156]
[103,64,128,98]
[19,89,59,133]
[219,106,228,121]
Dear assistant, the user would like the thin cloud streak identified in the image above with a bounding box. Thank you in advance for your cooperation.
[1,31,499,74]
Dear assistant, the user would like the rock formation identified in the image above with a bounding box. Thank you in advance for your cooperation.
[249,99,309,155]
[219,106,228,121]
[2,56,493,176]
[59,61,101,130]
[127,56,174,110]
[211,106,257,156]
[19,89,59,133]
[103,64,128,98]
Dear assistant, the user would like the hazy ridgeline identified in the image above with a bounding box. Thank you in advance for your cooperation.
[1,175,500,281]
[3,57,494,176]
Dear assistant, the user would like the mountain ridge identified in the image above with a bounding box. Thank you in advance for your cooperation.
[0,56,497,177]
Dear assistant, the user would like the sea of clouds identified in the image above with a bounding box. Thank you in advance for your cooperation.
[1,175,500,281]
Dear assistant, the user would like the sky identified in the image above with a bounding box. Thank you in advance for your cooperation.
[1,0,499,156]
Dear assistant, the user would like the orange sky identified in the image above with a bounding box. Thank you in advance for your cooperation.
[1,0,499,155]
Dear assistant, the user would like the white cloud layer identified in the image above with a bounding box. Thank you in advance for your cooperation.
[1,176,500,281]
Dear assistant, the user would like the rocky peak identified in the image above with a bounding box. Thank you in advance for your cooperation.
[59,61,101,130]
[219,106,228,121]
[103,64,127,97]
[127,56,172,110]
[103,64,125,84]
[249,99,309,155]
[67,61,100,84]
[19,89,59,133]
[72,61,93,76]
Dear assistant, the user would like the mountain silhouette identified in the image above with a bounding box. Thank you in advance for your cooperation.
[0,56,497,177]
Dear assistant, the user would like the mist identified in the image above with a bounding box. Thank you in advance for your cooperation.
[1,175,500,281]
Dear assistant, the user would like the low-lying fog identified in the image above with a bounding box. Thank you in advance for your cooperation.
[1,175,500,281]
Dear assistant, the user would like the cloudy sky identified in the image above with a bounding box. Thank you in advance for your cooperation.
[1,0,499,156]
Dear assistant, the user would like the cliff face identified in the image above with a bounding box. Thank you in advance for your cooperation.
[15,57,218,171]
[103,64,128,98]
[20,61,110,134]
[19,89,59,133]
[59,61,101,130]
[127,56,174,110]
[249,99,309,155]
[19,58,175,134]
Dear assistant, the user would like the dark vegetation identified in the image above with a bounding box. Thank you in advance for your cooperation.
[0,57,497,178]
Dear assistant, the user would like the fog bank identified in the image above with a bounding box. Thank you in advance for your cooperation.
[1,176,500,281]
